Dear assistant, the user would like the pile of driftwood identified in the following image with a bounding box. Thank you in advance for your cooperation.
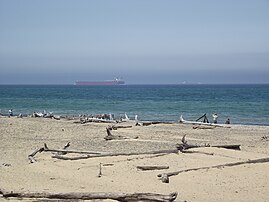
[28,142,179,162]
[156,135,269,183]
[24,128,269,201]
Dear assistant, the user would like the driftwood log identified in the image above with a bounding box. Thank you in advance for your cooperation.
[52,149,179,160]
[28,147,45,163]
[28,143,108,163]
[28,143,178,162]
[157,157,269,182]
[193,125,216,129]
[160,174,170,183]
[177,143,241,151]
[179,115,230,128]
[108,125,133,130]
[0,190,178,202]
[136,121,174,127]
[44,148,108,155]
[80,118,116,124]
[137,165,169,171]
[104,127,129,140]
[177,135,240,152]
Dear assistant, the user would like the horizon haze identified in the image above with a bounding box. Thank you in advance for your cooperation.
[0,0,268,85]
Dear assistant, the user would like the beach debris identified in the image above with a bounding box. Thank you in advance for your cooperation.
[1,163,11,167]
[98,163,102,178]
[107,124,132,130]
[52,149,179,161]
[28,147,45,163]
[261,134,269,141]
[122,112,130,121]
[135,121,174,127]
[193,125,216,129]
[31,111,61,120]
[0,190,178,202]
[196,113,209,123]
[157,157,269,183]
[182,134,187,144]
[27,143,108,163]
[137,165,169,171]
[32,112,44,117]
[17,113,23,118]
[120,114,173,126]
[57,142,71,155]
[102,163,114,166]
[63,142,70,149]
[76,113,117,124]
[160,173,170,183]
[176,135,240,152]
[53,115,61,120]
[104,127,129,140]
[179,115,230,128]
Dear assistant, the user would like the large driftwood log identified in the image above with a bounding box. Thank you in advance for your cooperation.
[136,121,174,127]
[137,165,169,171]
[157,157,269,180]
[181,150,214,156]
[0,190,178,202]
[177,135,240,152]
[52,149,179,160]
[177,144,241,151]
[44,148,108,155]
[179,115,230,128]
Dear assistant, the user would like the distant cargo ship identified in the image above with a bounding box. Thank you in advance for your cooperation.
[75,78,125,86]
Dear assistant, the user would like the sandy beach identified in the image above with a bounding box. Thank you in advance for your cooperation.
[0,116,268,201]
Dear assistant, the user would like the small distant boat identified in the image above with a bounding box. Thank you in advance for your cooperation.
[75,78,125,86]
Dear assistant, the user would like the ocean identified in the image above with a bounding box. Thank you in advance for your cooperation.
[0,84,268,126]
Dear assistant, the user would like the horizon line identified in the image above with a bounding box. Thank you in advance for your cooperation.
[0,83,268,86]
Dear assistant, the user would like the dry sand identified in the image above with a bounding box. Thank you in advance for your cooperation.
[0,117,268,201]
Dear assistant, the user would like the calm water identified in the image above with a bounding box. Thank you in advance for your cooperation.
[0,84,268,125]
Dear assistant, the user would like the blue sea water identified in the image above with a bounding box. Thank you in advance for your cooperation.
[0,84,268,125]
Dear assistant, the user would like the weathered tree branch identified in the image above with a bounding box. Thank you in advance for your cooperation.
[137,165,169,171]
[193,125,216,129]
[0,190,178,202]
[108,125,133,130]
[104,127,133,140]
[52,149,179,160]
[28,147,45,163]
[157,157,269,180]
[28,144,108,163]
[177,135,240,152]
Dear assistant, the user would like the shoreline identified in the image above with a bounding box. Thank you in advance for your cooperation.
[1,113,269,127]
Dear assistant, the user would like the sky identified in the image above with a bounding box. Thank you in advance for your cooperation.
[0,0,268,84]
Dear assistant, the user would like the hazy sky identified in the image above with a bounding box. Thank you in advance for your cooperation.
[0,0,268,84]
